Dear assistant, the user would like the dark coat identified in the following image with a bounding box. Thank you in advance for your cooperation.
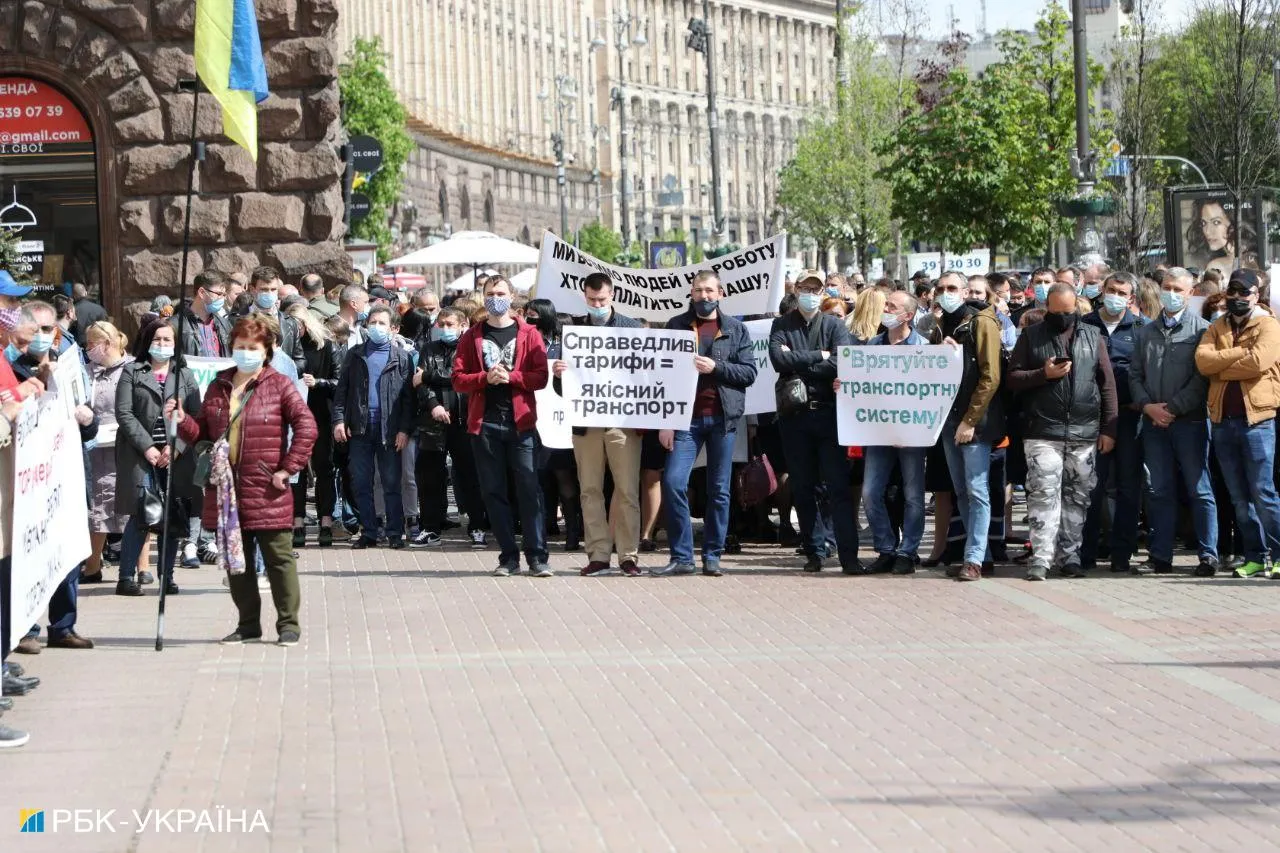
[114,361,203,518]
[768,310,852,406]
[333,341,416,441]
[177,303,232,358]
[668,308,757,427]
[177,366,318,531]
[299,334,338,422]
[415,337,464,451]
[72,298,108,349]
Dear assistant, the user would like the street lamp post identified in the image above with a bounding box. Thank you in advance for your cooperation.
[1068,0,1102,263]
[687,1,725,243]
[594,9,647,242]
[540,74,577,237]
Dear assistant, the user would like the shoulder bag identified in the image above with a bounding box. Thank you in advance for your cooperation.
[774,315,825,416]
[192,385,256,489]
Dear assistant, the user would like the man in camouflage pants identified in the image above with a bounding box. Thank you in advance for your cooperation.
[1007,284,1119,580]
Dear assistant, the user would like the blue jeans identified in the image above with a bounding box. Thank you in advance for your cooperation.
[1144,417,1218,564]
[120,469,180,582]
[863,446,926,558]
[662,415,735,566]
[472,422,547,566]
[1214,417,1280,563]
[25,565,80,641]
[941,431,993,565]
[1082,409,1143,565]
[349,432,404,540]
[779,409,859,568]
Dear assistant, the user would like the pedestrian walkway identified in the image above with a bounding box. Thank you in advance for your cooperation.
[5,541,1280,851]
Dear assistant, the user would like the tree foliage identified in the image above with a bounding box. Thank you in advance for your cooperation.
[885,3,1105,257]
[776,29,897,268]
[577,222,624,264]
[0,228,29,282]
[339,38,414,261]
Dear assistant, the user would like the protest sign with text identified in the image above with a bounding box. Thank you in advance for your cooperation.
[836,345,962,447]
[906,249,991,278]
[560,327,698,430]
[534,387,572,449]
[9,394,90,648]
[537,231,787,324]
[187,356,235,398]
[743,318,777,415]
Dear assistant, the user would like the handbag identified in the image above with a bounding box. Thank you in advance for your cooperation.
[735,453,777,507]
[193,385,256,489]
[137,478,165,532]
[774,314,826,416]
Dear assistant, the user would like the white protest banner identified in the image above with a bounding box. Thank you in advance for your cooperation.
[50,354,88,422]
[9,395,91,649]
[744,318,777,415]
[560,327,697,430]
[1271,264,1280,312]
[187,356,235,398]
[906,249,991,278]
[836,345,963,447]
[537,231,786,324]
[534,387,573,449]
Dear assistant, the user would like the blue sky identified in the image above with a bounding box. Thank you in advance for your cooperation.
[927,0,1197,37]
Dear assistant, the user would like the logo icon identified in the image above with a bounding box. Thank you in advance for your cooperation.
[19,809,44,833]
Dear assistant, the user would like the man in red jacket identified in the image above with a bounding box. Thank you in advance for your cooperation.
[452,276,551,577]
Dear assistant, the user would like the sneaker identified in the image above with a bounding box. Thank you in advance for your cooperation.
[702,562,724,577]
[620,560,642,577]
[580,561,610,577]
[1235,561,1268,578]
[470,530,488,549]
[0,724,29,749]
[198,541,219,564]
[411,530,442,548]
[277,631,300,647]
[47,631,94,650]
[492,563,515,577]
[650,560,696,577]
[1134,559,1173,575]
[257,574,270,590]
[115,579,144,597]
[530,563,555,578]
[292,528,306,548]
[220,630,262,644]
[957,562,982,581]
[869,553,896,573]
[317,527,333,548]
[181,541,200,569]
[137,571,155,585]
[14,636,41,655]
[892,555,915,575]
[4,662,24,677]
[1194,559,1218,578]
[1024,565,1048,582]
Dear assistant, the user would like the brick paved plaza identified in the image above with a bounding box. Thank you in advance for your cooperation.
[5,537,1280,852]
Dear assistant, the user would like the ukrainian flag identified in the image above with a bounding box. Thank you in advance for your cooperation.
[194,0,269,159]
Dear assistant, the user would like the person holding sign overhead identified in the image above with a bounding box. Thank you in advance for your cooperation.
[651,271,757,578]
[769,271,861,575]
[551,273,645,577]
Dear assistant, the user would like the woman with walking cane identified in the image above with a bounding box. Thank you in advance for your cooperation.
[165,316,317,647]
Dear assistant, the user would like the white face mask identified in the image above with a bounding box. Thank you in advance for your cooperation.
[881,311,903,330]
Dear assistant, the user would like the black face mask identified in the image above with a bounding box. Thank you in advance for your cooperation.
[1045,311,1077,334]
[693,299,719,318]
[1227,297,1253,317]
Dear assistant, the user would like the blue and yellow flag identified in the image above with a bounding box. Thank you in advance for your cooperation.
[194,0,269,159]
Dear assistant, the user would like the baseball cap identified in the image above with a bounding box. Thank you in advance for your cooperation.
[911,269,930,281]
[0,270,32,297]
[1228,268,1260,292]
[795,270,825,289]
[368,285,395,301]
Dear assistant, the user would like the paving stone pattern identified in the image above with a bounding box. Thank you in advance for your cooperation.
[5,538,1280,852]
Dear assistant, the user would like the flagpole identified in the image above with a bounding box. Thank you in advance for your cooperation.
[156,78,204,652]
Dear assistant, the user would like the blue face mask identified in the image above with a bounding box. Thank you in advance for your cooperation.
[255,291,278,311]
[825,287,841,298]
[1082,284,1101,299]
[27,332,54,355]
[586,305,611,322]
[232,349,264,373]
[1102,293,1128,316]
[1159,290,1185,313]
[149,345,174,363]
[356,309,369,324]
[207,298,225,314]
[366,326,390,345]
[1034,283,1051,304]
[434,327,460,344]
[4,343,19,363]
[797,293,822,313]
[937,291,965,314]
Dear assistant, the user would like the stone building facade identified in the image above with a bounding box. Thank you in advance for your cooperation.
[0,0,347,324]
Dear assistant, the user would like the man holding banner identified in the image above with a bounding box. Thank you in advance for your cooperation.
[652,271,757,578]
[769,272,861,575]
[551,273,645,577]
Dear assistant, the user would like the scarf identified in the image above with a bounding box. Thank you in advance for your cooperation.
[210,437,247,575]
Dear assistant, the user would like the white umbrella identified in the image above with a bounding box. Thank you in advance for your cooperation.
[386,230,540,267]
[445,268,498,292]
[510,268,537,293]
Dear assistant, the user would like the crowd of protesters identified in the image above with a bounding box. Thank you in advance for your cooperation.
[2,254,1279,749]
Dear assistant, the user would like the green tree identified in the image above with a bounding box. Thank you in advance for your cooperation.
[885,3,1105,257]
[339,38,413,261]
[777,31,897,269]
[576,221,624,263]
[0,228,28,281]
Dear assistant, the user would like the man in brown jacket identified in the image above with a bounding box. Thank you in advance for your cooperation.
[1195,269,1280,578]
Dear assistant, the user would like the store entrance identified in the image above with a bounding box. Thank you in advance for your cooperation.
[0,76,98,297]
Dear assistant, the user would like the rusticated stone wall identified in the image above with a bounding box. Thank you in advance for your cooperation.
[0,0,349,323]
